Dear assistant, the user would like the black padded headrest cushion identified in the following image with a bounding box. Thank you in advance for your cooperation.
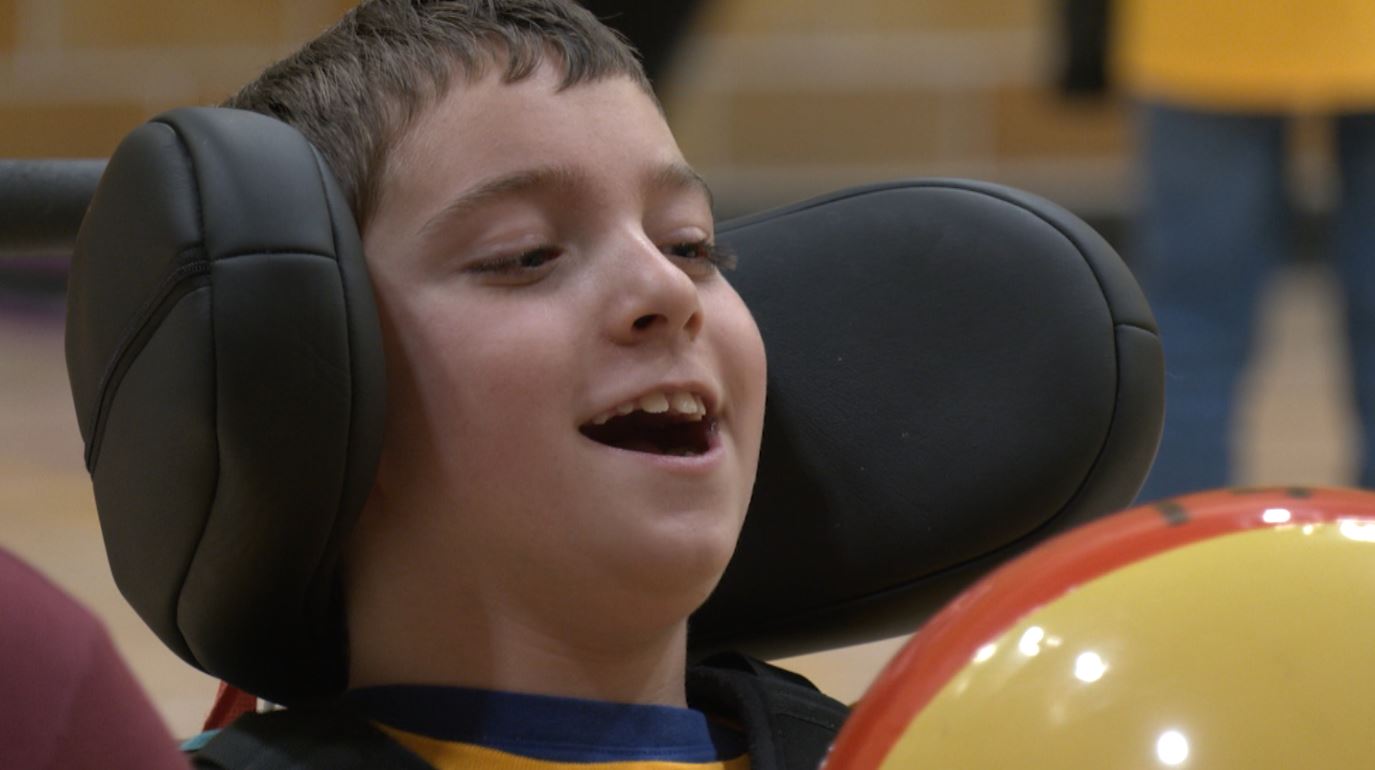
[66,107,1162,703]
[66,108,384,701]
[692,179,1162,657]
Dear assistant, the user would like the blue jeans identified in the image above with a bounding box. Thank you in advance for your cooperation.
[1133,103,1375,501]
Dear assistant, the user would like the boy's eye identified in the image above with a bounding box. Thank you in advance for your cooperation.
[665,240,737,272]
[468,246,563,277]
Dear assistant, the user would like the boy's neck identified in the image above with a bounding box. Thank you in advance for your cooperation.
[346,598,692,707]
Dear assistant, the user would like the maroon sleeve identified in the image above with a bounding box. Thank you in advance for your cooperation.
[0,548,189,769]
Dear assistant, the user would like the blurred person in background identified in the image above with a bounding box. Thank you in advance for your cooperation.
[1065,1,1375,499]
[0,548,187,769]
[580,1,707,89]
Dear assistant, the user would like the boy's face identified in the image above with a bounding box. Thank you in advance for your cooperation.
[356,65,767,629]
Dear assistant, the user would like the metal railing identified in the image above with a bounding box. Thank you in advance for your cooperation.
[0,160,106,262]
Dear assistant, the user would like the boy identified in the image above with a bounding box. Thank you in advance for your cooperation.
[186,0,844,766]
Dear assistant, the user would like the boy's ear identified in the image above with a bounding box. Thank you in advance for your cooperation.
[66,107,385,704]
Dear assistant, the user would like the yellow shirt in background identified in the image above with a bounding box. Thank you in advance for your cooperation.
[1112,0,1375,111]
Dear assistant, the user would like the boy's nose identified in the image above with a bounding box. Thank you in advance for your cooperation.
[606,237,703,345]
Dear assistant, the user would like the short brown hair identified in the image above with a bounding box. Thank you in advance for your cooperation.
[225,0,651,231]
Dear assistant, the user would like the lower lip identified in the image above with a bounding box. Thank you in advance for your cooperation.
[582,427,725,474]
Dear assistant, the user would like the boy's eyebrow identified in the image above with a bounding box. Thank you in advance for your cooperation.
[417,162,714,239]
[648,162,715,210]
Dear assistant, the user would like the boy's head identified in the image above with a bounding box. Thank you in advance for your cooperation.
[228,0,767,697]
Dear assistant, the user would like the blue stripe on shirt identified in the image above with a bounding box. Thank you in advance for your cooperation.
[343,685,746,764]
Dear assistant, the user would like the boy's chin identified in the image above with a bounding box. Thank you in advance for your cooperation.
[591,517,743,612]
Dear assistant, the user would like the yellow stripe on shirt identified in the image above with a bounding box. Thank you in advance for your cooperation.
[378,724,752,770]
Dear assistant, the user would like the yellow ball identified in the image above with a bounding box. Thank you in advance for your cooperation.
[827,487,1375,770]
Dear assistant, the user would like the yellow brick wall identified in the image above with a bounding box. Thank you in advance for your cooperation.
[58,0,315,48]
[0,0,1129,211]
[994,87,1126,159]
[0,103,151,156]
[0,0,16,51]
[0,0,353,157]
[699,0,1043,35]
[667,0,1130,213]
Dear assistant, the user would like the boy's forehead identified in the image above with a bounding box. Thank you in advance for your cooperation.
[375,68,696,230]
[410,69,665,157]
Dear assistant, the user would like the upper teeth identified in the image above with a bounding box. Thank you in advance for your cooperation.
[591,390,707,425]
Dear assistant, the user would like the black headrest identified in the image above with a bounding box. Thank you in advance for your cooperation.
[66,108,383,703]
[65,107,1162,704]
[692,179,1162,658]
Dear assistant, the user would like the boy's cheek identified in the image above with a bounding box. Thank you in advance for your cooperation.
[724,311,768,435]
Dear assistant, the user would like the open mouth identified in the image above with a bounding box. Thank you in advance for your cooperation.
[579,390,717,457]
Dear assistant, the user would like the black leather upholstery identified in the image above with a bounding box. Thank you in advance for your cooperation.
[64,107,1162,703]
[66,108,384,701]
[692,180,1162,657]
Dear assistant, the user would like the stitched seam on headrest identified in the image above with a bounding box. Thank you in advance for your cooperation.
[895,188,1150,551]
[969,188,1156,529]
[158,113,222,669]
[152,115,210,241]
[823,181,1149,535]
[215,249,337,262]
[84,249,208,471]
[1117,321,1155,334]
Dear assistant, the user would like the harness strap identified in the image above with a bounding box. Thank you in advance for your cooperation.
[192,704,432,770]
[688,652,849,770]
